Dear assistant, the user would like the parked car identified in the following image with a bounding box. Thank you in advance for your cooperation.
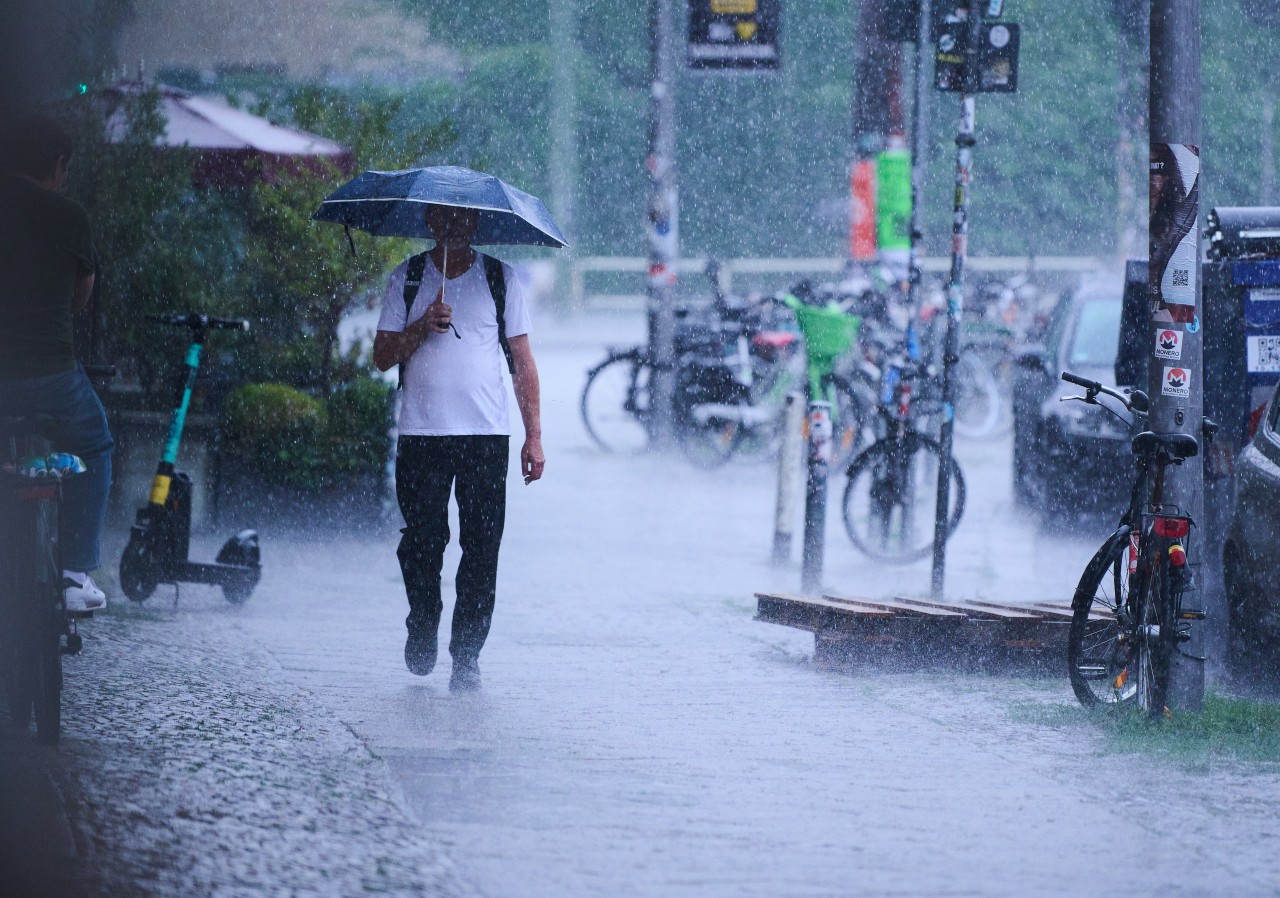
[1012,280,1134,517]
[1223,378,1280,675]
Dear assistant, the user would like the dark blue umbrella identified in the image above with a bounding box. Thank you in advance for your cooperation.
[312,165,569,248]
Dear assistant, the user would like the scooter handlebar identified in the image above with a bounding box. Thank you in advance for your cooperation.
[148,313,250,333]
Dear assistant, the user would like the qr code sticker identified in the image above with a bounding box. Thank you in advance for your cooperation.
[1172,268,1189,287]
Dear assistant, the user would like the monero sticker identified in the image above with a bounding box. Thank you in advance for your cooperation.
[1163,366,1191,398]
[1154,328,1182,360]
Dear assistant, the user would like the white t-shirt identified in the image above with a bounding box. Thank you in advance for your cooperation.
[377,253,531,436]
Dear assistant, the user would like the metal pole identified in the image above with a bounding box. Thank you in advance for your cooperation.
[647,0,680,447]
[802,400,834,594]
[549,0,577,314]
[1149,0,1205,712]
[930,6,984,600]
[773,391,805,565]
[906,0,933,314]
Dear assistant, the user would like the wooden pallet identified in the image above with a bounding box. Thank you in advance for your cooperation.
[755,592,1083,670]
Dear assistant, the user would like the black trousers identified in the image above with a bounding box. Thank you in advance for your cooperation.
[395,435,508,661]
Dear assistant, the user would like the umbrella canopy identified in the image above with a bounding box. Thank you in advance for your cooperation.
[312,165,569,248]
[95,80,354,187]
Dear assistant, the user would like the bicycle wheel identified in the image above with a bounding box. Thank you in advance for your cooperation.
[1135,553,1176,718]
[678,413,744,467]
[581,353,651,454]
[841,432,965,563]
[1068,531,1137,708]
[952,354,1002,439]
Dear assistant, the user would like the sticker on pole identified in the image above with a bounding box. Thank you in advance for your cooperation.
[1154,328,1182,360]
[1162,366,1191,398]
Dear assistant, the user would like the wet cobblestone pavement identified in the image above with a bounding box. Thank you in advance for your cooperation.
[2,600,476,898]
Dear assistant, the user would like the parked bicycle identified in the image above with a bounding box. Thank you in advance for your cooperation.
[840,327,965,564]
[580,304,766,466]
[0,365,114,745]
[1063,371,1213,717]
[580,265,871,468]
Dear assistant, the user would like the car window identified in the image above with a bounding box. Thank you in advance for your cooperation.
[1068,299,1122,368]
[1269,383,1280,435]
[1042,296,1072,362]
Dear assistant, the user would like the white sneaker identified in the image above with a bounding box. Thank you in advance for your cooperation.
[63,572,107,613]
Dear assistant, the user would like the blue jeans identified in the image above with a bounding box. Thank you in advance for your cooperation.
[0,364,114,571]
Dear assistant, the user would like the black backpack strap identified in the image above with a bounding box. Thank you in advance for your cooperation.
[482,254,516,375]
[397,252,429,390]
[402,251,429,320]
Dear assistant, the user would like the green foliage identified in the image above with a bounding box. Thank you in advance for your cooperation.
[324,377,395,484]
[1012,692,1280,766]
[223,377,392,490]
[61,82,446,495]
[224,383,328,489]
[240,85,456,394]
[64,87,242,394]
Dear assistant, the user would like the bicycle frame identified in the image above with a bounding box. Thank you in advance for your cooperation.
[1063,371,1205,714]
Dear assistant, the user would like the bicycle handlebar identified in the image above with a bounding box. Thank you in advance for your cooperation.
[1060,371,1149,414]
[148,313,250,332]
[1060,371,1098,390]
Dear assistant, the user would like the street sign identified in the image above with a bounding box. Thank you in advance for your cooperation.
[687,0,780,71]
[934,21,1020,92]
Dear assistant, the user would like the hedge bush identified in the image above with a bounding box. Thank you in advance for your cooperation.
[223,383,328,489]
[223,377,392,492]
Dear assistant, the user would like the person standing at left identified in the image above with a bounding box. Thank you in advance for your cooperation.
[0,113,114,612]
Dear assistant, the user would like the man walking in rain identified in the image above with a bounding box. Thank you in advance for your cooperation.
[373,203,544,691]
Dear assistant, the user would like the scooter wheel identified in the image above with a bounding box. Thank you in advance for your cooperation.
[119,531,159,602]
[222,576,257,606]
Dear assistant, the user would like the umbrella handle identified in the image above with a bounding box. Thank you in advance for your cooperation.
[437,244,459,339]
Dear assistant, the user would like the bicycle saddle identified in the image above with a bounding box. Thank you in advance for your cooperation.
[1131,430,1199,461]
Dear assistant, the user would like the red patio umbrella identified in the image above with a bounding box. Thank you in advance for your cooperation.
[96,79,355,187]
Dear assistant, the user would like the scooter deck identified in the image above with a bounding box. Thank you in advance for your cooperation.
[171,560,257,587]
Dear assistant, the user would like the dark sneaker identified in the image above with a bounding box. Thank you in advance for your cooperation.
[449,657,481,692]
[404,626,438,676]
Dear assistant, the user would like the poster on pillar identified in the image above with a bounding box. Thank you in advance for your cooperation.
[875,149,912,264]
[1149,143,1200,323]
[687,0,780,71]
[849,160,877,262]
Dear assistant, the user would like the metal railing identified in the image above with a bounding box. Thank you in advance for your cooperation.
[568,255,1105,309]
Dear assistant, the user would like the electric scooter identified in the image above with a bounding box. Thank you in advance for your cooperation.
[119,314,261,605]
